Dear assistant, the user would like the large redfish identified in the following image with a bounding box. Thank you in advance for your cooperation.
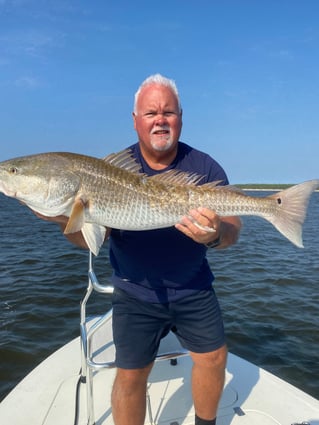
[0,149,318,255]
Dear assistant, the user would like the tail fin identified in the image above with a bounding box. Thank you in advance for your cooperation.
[267,180,319,248]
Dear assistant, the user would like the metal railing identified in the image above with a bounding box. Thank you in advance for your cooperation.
[80,251,189,425]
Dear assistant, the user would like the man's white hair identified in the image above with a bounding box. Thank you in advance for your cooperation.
[133,73,182,114]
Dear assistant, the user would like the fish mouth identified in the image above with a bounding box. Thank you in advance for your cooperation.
[2,189,17,197]
[0,183,16,198]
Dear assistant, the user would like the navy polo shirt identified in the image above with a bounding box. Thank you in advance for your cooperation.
[109,141,229,303]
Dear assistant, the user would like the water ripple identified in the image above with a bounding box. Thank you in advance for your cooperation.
[0,192,318,401]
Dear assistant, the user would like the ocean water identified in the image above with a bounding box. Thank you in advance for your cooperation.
[0,191,318,402]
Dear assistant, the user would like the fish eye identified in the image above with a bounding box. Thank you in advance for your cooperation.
[9,167,18,174]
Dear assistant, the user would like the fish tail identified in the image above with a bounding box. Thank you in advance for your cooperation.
[267,179,319,247]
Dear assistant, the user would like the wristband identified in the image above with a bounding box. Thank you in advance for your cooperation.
[205,235,221,249]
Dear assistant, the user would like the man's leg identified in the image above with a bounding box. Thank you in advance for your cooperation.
[111,363,153,425]
[190,344,228,422]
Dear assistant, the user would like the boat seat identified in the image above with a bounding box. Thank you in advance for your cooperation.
[80,251,189,425]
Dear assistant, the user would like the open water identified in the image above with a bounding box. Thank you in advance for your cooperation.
[0,191,318,402]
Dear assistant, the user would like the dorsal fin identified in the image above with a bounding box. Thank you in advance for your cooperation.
[101,150,235,190]
[102,149,142,173]
[201,182,244,193]
[149,169,204,186]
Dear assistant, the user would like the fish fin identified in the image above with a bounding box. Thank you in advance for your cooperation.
[102,149,142,173]
[149,170,205,186]
[64,198,86,234]
[81,223,107,256]
[202,182,244,192]
[267,179,319,248]
[64,198,106,256]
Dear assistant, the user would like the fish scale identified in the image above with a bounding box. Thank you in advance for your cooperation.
[0,149,318,255]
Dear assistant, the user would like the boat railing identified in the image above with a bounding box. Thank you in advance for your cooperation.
[80,251,189,425]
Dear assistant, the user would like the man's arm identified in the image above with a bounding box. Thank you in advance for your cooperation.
[34,208,239,251]
[33,212,111,249]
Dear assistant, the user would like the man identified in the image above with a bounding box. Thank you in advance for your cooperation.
[44,74,241,425]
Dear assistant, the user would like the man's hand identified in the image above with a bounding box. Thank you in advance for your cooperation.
[32,211,69,227]
[175,207,241,249]
[175,207,221,245]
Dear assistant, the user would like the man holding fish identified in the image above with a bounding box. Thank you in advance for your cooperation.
[52,74,242,425]
[1,72,318,425]
[1,71,318,424]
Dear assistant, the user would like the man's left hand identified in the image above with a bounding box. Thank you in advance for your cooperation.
[175,207,222,245]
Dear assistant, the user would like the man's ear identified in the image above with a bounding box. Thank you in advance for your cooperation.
[132,112,137,130]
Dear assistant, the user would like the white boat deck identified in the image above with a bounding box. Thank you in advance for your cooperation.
[1,328,318,425]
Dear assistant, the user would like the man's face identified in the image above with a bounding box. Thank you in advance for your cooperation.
[133,84,182,153]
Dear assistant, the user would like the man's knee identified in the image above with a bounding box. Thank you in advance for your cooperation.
[190,344,228,369]
[114,363,153,391]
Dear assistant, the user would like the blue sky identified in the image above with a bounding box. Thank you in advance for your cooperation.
[1,0,318,183]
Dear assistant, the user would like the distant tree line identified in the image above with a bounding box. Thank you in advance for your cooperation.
[236,183,293,190]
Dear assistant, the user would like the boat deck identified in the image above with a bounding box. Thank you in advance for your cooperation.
[1,331,318,425]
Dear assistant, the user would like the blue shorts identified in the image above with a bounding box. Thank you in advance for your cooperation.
[112,287,226,369]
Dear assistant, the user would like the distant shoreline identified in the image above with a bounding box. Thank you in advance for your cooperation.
[236,184,319,191]
[236,183,293,190]
[238,187,286,191]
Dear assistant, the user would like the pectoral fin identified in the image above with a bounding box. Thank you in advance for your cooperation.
[64,198,86,234]
[81,223,107,256]
[64,198,106,255]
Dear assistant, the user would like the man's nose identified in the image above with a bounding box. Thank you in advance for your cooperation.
[154,113,167,125]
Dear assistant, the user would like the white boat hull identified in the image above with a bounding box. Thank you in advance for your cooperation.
[0,331,318,425]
